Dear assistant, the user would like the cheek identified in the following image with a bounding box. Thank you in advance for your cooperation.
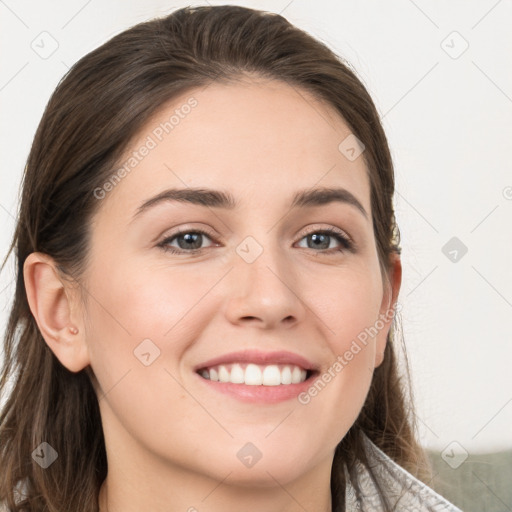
[81,260,205,461]
[309,264,384,351]
[298,266,383,420]
[85,256,213,345]
[82,257,219,409]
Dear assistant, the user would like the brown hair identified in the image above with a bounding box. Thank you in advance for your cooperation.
[0,5,431,511]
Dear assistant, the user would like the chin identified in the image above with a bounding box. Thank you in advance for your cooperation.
[200,443,320,488]
[219,463,310,489]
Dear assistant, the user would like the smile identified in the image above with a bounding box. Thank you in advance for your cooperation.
[197,363,311,386]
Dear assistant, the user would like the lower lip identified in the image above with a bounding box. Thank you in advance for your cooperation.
[195,372,317,404]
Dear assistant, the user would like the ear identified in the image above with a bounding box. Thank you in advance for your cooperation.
[374,251,402,368]
[23,252,90,373]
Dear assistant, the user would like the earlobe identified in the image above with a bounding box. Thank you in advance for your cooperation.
[23,252,90,373]
[374,350,385,368]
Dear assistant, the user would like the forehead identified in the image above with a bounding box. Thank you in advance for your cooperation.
[95,77,371,219]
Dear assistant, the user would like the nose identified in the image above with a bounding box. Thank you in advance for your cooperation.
[222,239,307,329]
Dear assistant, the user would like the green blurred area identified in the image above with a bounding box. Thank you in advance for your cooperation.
[426,448,512,512]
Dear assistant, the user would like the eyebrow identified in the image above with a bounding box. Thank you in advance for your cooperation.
[131,186,368,222]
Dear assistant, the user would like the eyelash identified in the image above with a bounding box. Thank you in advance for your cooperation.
[157,227,355,255]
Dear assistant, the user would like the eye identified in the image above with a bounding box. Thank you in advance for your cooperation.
[295,228,354,254]
[157,229,216,254]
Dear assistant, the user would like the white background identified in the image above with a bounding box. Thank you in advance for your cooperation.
[1,0,511,456]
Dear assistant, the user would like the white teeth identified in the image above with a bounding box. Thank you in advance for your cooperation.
[281,366,292,384]
[262,365,281,386]
[200,363,309,385]
[218,365,230,383]
[245,364,262,385]
[230,363,245,384]
[291,366,302,384]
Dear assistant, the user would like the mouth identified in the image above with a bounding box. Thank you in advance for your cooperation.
[196,363,316,386]
[193,349,320,403]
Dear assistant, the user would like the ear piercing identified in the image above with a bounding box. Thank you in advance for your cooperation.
[68,326,79,335]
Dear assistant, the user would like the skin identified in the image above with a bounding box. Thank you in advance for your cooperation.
[24,77,401,512]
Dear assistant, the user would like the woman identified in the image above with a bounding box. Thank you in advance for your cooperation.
[0,5,462,511]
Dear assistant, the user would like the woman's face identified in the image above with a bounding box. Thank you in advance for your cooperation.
[81,78,399,487]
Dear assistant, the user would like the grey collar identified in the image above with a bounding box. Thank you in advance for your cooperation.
[344,433,463,511]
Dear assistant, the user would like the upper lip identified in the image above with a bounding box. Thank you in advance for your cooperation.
[194,349,318,372]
